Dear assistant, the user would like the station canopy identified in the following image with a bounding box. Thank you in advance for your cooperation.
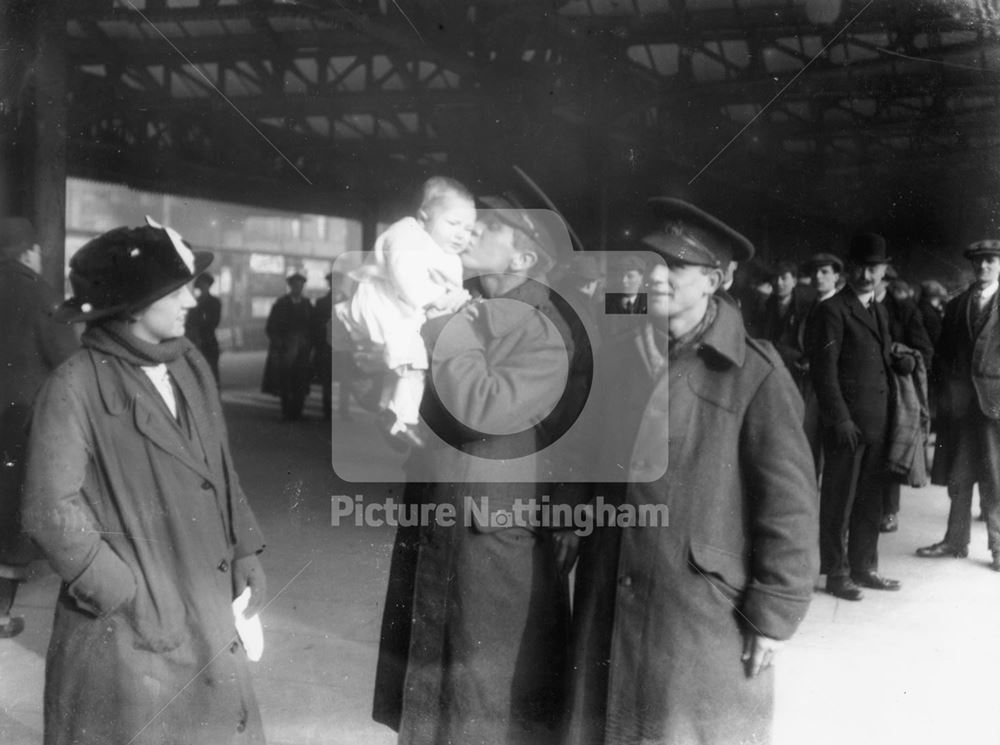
[58,0,1000,254]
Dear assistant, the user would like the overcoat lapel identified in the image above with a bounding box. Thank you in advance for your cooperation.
[132,393,214,482]
[90,351,214,482]
[847,292,880,338]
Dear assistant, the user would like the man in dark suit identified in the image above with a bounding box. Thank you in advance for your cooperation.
[604,254,647,315]
[758,260,815,392]
[918,239,1000,571]
[810,234,901,600]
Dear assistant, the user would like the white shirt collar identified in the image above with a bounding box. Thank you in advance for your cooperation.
[977,281,999,303]
[141,364,177,419]
[855,289,875,307]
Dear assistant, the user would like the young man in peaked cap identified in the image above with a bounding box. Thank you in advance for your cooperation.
[568,198,818,745]
[918,238,1000,571]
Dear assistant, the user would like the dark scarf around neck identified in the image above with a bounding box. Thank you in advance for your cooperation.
[82,321,222,470]
[82,320,193,365]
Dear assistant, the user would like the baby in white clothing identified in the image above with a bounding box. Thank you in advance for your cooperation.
[337,176,475,446]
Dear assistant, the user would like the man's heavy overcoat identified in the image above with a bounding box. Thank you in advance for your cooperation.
[373,278,575,745]
[568,300,819,745]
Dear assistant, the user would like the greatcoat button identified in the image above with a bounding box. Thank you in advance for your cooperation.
[202,480,213,490]
[218,559,229,573]
[619,575,633,587]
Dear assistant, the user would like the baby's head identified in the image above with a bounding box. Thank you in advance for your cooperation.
[417,176,476,254]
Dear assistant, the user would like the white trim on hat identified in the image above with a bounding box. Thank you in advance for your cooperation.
[145,216,195,273]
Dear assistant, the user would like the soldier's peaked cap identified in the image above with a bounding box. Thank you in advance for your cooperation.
[640,197,755,268]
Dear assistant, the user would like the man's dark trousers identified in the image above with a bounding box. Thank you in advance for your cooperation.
[820,429,888,578]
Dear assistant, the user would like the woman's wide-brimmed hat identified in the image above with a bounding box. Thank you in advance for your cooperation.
[55,217,213,324]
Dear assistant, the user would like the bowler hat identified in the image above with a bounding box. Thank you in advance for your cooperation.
[964,239,1000,259]
[194,272,215,288]
[847,233,891,265]
[55,218,212,324]
[640,198,754,268]
[804,252,844,273]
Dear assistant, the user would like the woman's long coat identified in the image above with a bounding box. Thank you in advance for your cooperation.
[23,345,265,745]
[568,300,819,745]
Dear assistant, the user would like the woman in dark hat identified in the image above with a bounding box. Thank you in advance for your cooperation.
[23,220,267,745]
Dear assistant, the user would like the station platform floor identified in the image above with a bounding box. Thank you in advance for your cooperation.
[2,351,998,745]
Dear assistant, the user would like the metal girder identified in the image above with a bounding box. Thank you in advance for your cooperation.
[556,2,993,46]
[50,0,1000,235]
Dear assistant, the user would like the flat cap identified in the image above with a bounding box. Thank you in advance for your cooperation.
[964,239,1000,259]
[567,254,602,281]
[640,197,754,268]
[618,254,647,274]
[803,252,844,273]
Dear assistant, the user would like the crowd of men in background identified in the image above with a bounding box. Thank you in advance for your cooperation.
[697,238,1000,594]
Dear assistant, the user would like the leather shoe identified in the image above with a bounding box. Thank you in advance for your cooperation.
[826,577,863,601]
[880,513,898,533]
[851,572,901,591]
[916,541,968,559]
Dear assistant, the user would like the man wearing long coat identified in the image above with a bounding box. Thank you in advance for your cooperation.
[568,200,819,745]
[184,272,222,383]
[918,239,1000,569]
[373,204,580,745]
[262,272,314,419]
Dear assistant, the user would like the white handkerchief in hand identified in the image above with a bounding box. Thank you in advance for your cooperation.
[232,587,264,662]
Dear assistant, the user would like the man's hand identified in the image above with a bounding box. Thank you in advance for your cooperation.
[552,530,581,576]
[429,288,472,314]
[233,554,267,617]
[891,353,916,375]
[834,420,862,450]
[742,632,783,678]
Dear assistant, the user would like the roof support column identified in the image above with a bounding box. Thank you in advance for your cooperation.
[0,0,67,291]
